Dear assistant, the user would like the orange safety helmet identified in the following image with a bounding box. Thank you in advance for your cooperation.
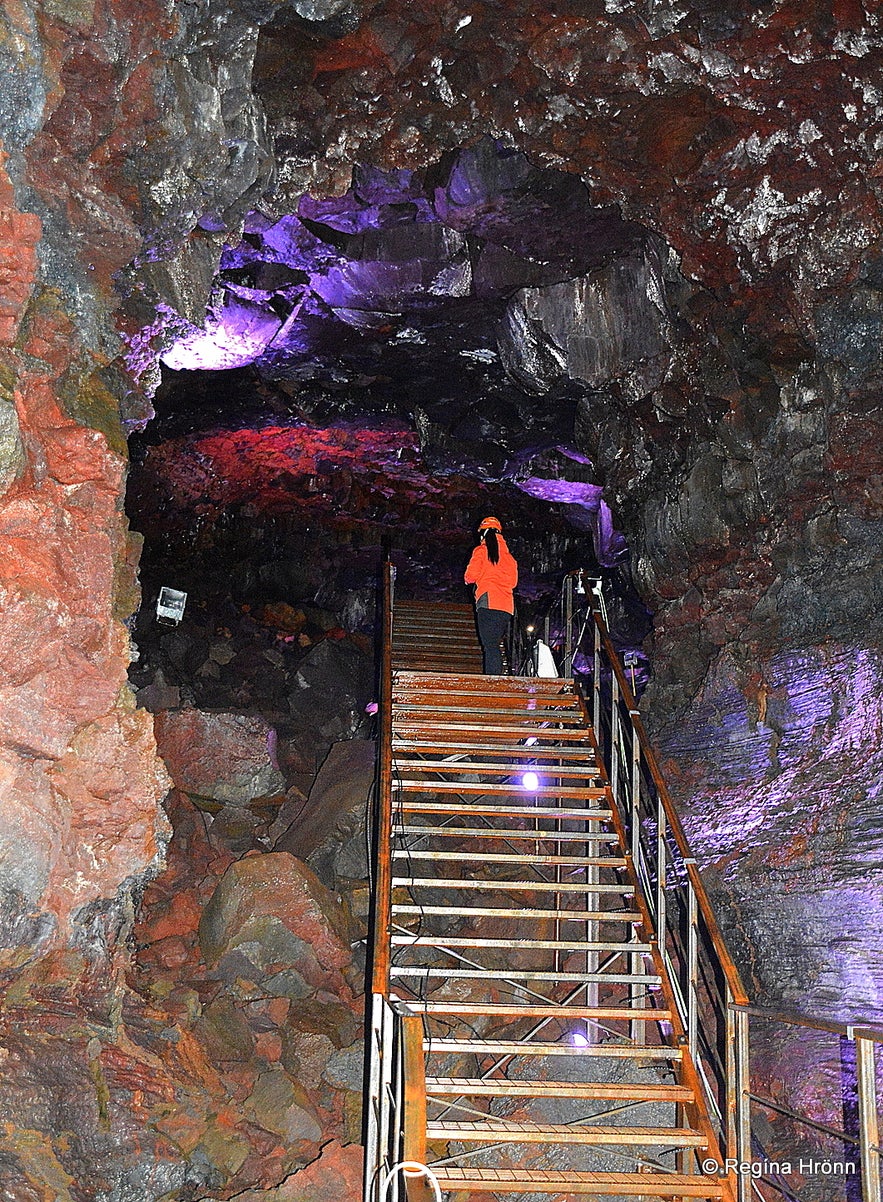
[478,516,503,532]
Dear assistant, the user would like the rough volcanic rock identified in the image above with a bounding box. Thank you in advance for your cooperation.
[0,271,171,947]
[275,738,375,887]
[6,2,883,1197]
[499,237,680,399]
[282,637,375,771]
[153,707,286,806]
[0,792,366,1200]
[659,643,883,1022]
[199,851,355,1002]
[219,1139,363,1202]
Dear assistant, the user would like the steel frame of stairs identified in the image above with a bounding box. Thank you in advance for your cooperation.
[364,564,883,1202]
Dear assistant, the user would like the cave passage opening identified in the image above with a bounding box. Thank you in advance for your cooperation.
[124,139,669,829]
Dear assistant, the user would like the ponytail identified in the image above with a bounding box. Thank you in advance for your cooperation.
[483,529,500,565]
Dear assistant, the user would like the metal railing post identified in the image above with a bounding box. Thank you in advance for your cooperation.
[855,1031,882,1202]
[630,726,641,866]
[732,1002,751,1202]
[371,561,395,996]
[610,674,621,800]
[364,996,384,1202]
[687,883,698,1065]
[592,615,602,737]
[564,573,574,676]
[655,796,667,937]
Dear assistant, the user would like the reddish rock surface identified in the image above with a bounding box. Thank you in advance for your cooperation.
[230,1140,363,1201]
[154,708,286,806]
[0,791,363,1198]
[4,0,883,1195]
[0,174,169,945]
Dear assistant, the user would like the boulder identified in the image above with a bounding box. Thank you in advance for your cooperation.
[216,1140,363,1202]
[245,1068,323,1143]
[154,708,285,805]
[198,852,352,1001]
[283,639,374,772]
[275,739,375,865]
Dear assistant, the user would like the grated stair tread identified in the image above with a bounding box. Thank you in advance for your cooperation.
[426,1120,707,1147]
[397,801,611,819]
[424,1168,724,1196]
[425,1078,692,1101]
[422,1038,679,1058]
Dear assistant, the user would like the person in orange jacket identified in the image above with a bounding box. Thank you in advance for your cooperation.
[464,516,518,675]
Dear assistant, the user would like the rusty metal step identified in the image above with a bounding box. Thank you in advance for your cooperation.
[427,1168,725,1197]
[392,721,594,740]
[391,850,626,867]
[396,801,610,819]
[426,1120,707,1147]
[414,1002,670,1020]
[393,782,608,800]
[392,905,641,922]
[394,670,570,688]
[392,877,633,894]
[425,1077,690,1102]
[393,737,596,755]
[391,935,651,952]
[422,1039,677,1058]
[390,967,660,984]
[424,1168,724,1197]
[394,825,619,842]
[393,704,583,721]
[390,759,599,776]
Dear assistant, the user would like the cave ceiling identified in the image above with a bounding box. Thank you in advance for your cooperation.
[122,0,883,641]
[132,142,661,593]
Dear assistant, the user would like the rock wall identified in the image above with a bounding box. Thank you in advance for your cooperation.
[3,0,883,1194]
[0,3,370,1197]
[0,147,169,949]
[249,0,883,1024]
[0,0,287,945]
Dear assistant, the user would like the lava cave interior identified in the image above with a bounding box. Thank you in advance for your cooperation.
[5,1,883,1197]
[126,143,658,736]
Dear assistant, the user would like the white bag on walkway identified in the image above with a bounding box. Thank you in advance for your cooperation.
[534,639,559,677]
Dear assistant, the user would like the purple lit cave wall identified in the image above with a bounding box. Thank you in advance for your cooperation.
[3,0,883,1196]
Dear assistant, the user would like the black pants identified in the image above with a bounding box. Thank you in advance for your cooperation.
[476,607,511,675]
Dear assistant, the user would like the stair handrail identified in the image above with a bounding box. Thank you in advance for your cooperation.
[580,596,750,1201]
[372,557,396,997]
[733,1004,883,1202]
[571,577,882,1202]
[365,558,402,1202]
[595,615,749,1002]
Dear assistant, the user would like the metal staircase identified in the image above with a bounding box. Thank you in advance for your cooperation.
[365,565,883,1202]
[392,600,483,674]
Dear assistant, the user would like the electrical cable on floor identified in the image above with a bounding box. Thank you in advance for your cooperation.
[379,1161,442,1202]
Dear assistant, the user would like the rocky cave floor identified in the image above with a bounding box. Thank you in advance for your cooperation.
[1,584,378,1201]
[7,0,883,1192]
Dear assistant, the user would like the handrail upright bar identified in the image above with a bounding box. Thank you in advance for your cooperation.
[565,573,574,677]
[588,610,750,1007]
[733,1003,751,1202]
[856,1033,882,1202]
[687,884,699,1066]
[655,794,667,950]
[371,559,396,996]
[592,609,602,736]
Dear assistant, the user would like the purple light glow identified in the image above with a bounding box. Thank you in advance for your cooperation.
[160,298,292,372]
[570,1031,590,1047]
[660,644,883,1022]
[516,477,626,565]
[521,771,540,791]
[517,477,604,507]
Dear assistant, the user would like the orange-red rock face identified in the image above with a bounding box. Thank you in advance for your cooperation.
[0,143,170,944]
